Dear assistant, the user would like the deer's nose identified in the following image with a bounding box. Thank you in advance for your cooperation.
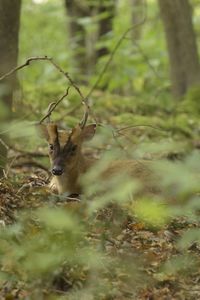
[52,166,63,176]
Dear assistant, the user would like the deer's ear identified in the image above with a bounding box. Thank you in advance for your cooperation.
[37,124,49,141]
[82,124,96,141]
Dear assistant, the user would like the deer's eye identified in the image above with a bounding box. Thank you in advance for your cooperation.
[49,144,54,151]
[70,144,77,155]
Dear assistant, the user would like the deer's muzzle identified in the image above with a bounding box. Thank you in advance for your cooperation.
[52,165,63,176]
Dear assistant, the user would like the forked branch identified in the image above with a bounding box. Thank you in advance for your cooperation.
[0,56,90,123]
[0,56,85,102]
[39,87,70,124]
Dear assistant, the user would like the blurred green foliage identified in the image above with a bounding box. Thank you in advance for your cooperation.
[0,0,200,298]
[1,148,200,298]
[13,0,199,148]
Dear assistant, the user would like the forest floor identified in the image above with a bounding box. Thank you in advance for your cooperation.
[0,158,200,300]
[0,89,200,299]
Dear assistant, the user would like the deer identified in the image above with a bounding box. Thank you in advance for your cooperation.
[39,103,158,197]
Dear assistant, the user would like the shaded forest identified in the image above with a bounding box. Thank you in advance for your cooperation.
[0,0,200,299]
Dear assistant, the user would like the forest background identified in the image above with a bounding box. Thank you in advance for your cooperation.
[0,0,200,299]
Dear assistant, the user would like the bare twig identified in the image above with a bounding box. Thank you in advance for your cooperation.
[132,41,161,80]
[86,0,147,98]
[116,124,167,134]
[39,87,70,124]
[0,138,9,150]
[48,58,86,102]
[0,56,85,102]
[47,102,56,123]
[0,56,50,82]
[65,196,81,202]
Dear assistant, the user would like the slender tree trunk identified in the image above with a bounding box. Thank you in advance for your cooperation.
[131,0,142,41]
[64,0,90,74]
[96,1,115,58]
[0,0,21,177]
[64,0,115,77]
[158,0,200,98]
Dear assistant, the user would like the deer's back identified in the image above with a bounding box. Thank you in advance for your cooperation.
[102,159,158,195]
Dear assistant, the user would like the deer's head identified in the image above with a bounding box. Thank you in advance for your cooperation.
[40,103,96,176]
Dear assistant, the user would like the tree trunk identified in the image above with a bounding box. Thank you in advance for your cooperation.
[0,0,21,177]
[96,1,115,58]
[64,0,90,75]
[64,0,115,77]
[131,0,142,41]
[158,0,200,98]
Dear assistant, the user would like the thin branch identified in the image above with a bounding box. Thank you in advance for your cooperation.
[86,0,147,98]
[0,138,9,150]
[116,124,167,134]
[48,58,86,102]
[39,87,70,124]
[132,41,162,80]
[65,196,81,202]
[0,56,85,101]
[0,56,50,82]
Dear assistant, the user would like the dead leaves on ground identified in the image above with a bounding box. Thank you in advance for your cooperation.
[0,173,200,299]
